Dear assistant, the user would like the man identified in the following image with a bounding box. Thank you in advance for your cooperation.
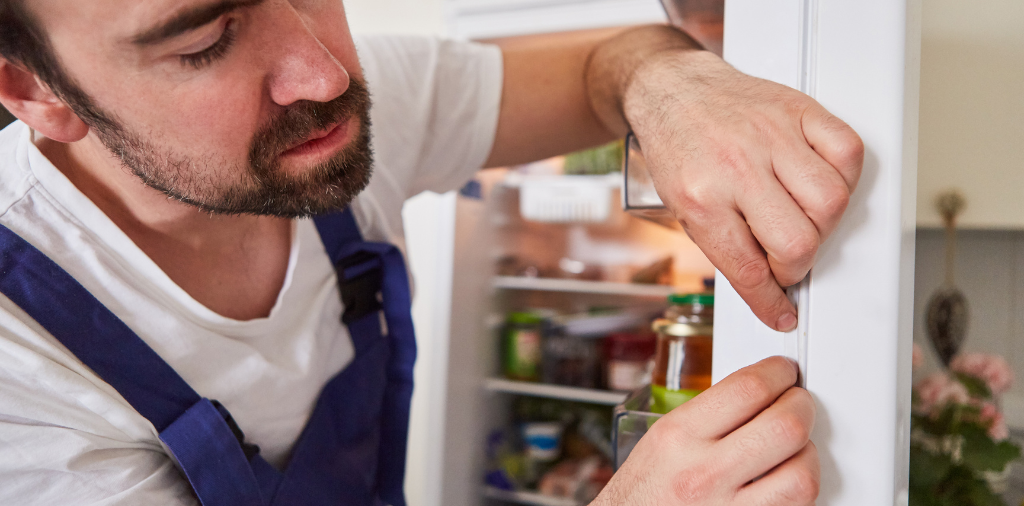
[0,0,861,505]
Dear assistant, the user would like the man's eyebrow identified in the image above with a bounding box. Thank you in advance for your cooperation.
[131,0,264,46]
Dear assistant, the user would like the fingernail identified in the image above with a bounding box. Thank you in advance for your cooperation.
[777,313,798,332]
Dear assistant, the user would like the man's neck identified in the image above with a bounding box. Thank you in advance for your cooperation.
[36,133,293,321]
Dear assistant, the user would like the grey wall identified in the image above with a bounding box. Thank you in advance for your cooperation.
[913,229,1024,426]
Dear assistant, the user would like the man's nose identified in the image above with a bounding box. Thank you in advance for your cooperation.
[264,5,350,107]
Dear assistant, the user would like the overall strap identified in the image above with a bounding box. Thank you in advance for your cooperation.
[313,209,417,506]
[0,225,265,506]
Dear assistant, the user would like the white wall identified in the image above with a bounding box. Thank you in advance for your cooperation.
[916,0,1024,228]
[344,0,445,36]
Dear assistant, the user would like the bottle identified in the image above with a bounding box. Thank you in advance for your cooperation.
[650,294,714,414]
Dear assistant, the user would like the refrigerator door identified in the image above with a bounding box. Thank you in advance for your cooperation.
[713,1,921,505]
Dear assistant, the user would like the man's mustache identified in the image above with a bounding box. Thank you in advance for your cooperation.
[249,79,371,166]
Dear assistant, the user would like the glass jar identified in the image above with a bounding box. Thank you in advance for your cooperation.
[650,293,714,413]
[503,312,545,381]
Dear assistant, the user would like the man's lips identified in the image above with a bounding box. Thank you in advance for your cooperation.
[281,118,352,158]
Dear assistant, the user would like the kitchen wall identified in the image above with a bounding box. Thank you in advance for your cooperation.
[913,229,1024,428]
[344,0,445,36]
[916,0,1024,228]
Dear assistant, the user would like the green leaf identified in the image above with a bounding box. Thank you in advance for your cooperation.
[961,424,1022,473]
[964,475,1006,506]
[910,442,953,489]
[954,372,993,400]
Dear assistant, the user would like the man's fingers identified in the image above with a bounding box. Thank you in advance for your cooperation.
[667,356,799,441]
[685,205,797,330]
[801,104,865,192]
[735,442,821,506]
[772,141,852,242]
[716,387,816,487]
[738,176,821,288]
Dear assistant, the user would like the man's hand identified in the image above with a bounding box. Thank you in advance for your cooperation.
[587,26,864,332]
[593,357,818,506]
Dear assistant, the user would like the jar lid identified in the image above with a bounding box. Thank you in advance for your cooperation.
[668,293,715,306]
[652,319,714,337]
[507,311,545,325]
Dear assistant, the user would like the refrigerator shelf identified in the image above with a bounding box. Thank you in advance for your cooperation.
[484,378,628,406]
[483,486,581,506]
[493,276,676,298]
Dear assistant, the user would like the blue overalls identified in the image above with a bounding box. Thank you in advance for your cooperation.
[0,209,416,506]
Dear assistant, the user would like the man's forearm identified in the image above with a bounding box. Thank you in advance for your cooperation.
[485,25,705,169]
[584,25,705,137]
[485,28,625,168]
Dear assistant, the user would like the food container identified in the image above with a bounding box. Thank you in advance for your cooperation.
[542,329,601,389]
[650,293,714,413]
[503,312,546,381]
[604,332,656,391]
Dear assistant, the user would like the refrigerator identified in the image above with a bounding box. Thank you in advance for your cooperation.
[400,0,921,505]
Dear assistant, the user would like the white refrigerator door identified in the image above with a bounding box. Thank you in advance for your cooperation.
[713,1,921,505]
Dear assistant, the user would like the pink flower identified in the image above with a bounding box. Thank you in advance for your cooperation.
[915,372,970,415]
[950,353,1014,395]
[990,412,1009,441]
[913,343,924,370]
[979,402,998,422]
[977,401,1010,441]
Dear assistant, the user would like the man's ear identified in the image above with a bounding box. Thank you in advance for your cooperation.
[0,59,88,143]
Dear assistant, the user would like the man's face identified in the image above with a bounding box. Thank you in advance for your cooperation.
[28,0,372,217]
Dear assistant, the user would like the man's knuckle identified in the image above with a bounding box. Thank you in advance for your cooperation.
[735,373,773,405]
[732,255,771,290]
[840,131,866,166]
[715,147,755,178]
[784,466,821,503]
[772,411,811,445]
[778,229,818,267]
[817,186,850,219]
[790,386,815,413]
[828,125,865,173]
[672,467,717,503]
[648,413,694,449]
[678,183,714,214]
[735,431,768,458]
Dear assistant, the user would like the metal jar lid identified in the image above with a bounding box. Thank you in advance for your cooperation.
[652,319,714,337]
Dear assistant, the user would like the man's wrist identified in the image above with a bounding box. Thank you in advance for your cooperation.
[584,25,705,137]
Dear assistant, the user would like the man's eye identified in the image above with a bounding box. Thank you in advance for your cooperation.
[179,19,238,69]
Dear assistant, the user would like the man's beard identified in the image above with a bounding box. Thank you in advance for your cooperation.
[83,79,374,218]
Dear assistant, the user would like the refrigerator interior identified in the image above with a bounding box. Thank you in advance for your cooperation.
[443,165,716,506]
[435,2,728,504]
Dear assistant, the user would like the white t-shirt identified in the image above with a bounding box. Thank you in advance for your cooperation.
[0,36,502,505]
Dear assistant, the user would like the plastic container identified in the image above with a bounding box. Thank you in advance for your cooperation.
[522,422,565,462]
[520,175,616,223]
[650,293,714,413]
[541,329,601,389]
[612,386,662,470]
[604,332,657,391]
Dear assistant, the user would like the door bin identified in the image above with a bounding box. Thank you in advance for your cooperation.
[611,385,663,470]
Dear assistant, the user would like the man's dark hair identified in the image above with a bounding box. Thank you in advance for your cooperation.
[0,0,116,130]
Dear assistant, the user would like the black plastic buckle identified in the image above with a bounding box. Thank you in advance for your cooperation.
[335,251,384,325]
[211,400,261,461]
